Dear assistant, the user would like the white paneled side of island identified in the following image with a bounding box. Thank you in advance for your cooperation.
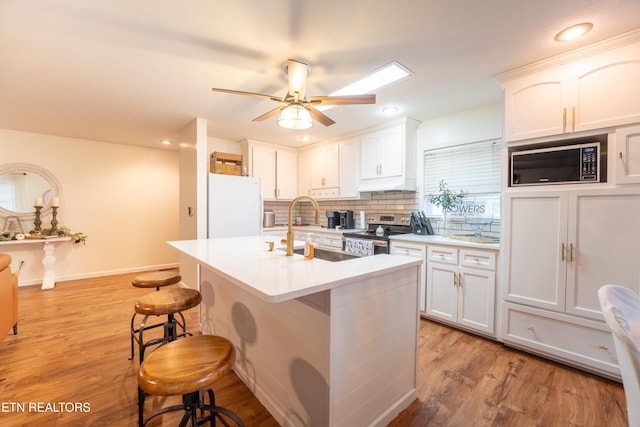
[168,236,422,427]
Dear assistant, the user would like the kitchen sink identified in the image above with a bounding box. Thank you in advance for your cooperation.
[280,247,360,262]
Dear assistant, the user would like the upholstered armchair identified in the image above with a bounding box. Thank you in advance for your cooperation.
[0,253,18,339]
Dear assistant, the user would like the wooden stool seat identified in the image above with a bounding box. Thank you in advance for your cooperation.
[137,335,244,426]
[130,288,201,363]
[132,271,181,290]
[138,335,235,396]
[135,288,201,316]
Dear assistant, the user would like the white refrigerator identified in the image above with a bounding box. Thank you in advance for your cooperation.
[208,174,262,238]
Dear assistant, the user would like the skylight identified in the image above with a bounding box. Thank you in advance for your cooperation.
[316,61,412,111]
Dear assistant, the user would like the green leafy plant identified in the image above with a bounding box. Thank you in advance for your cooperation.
[43,227,88,244]
[428,180,468,213]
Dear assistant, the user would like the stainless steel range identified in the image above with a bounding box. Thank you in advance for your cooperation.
[342,213,413,255]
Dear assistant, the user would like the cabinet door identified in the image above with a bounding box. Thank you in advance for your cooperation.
[311,144,339,189]
[426,262,458,323]
[252,146,277,200]
[297,149,312,196]
[615,125,640,184]
[459,267,495,333]
[572,45,640,132]
[339,138,359,198]
[391,241,427,314]
[503,192,568,311]
[503,68,569,142]
[378,126,403,178]
[566,189,640,320]
[360,132,382,180]
[276,149,298,200]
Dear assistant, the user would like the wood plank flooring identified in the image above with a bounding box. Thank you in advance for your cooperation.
[0,271,628,426]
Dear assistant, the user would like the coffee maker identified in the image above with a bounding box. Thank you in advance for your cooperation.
[326,210,340,228]
[339,210,355,229]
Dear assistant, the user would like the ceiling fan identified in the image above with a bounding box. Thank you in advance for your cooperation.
[211,59,376,129]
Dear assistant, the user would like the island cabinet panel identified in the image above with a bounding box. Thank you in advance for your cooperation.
[198,264,419,427]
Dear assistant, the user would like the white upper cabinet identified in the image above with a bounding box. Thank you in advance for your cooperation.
[240,139,297,201]
[614,124,640,184]
[309,143,339,199]
[358,117,419,192]
[338,137,360,198]
[499,34,640,142]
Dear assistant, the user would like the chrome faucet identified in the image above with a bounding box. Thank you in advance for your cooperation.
[281,195,320,256]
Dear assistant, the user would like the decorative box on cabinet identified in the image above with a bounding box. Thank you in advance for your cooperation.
[390,241,427,315]
[615,125,640,184]
[426,245,496,335]
[358,117,419,192]
[240,139,297,200]
[498,32,640,142]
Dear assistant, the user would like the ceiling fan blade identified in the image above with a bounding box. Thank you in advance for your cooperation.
[252,106,285,122]
[308,94,376,105]
[212,88,284,103]
[304,105,335,127]
[287,59,308,100]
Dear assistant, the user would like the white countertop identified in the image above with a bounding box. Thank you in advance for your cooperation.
[390,233,500,251]
[168,236,422,303]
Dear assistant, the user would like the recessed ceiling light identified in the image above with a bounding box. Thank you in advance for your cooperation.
[554,23,593,42]
[317,61,412,112]
[299,135,311,142]
[382,106,399,115]
[162,140,172,145]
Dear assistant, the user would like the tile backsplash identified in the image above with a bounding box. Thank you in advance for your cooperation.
[264,192,501,240]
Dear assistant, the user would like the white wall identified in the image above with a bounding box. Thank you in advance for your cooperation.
[0,129,180,286]
[416,102,503,199]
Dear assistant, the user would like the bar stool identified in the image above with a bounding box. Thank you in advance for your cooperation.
[132,271,182,291]
[130,287,201,363]
[137,335,244,427]
[129,271,184,361]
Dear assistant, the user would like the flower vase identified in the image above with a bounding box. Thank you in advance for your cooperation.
[441,210,449,237]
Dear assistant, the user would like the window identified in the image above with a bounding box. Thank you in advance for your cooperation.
[423,140,501,218]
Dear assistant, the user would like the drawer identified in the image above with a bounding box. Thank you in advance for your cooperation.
[390,241,426,258]
[427,245,457,265]
[503,302,619,378]
[322,235,344,248]
[459,249,496,270]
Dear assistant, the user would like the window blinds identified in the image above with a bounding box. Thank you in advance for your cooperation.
[424,140,502,195]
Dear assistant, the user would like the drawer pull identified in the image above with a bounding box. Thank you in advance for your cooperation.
[598,345,609,351]
[527,326,535,332]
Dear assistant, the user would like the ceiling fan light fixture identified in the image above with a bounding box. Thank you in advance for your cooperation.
[554,22,593,42]
[278,105,313,130]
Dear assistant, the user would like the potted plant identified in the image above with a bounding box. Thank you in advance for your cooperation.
[428,180,468,236]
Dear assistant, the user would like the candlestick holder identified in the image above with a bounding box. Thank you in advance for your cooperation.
[33,205,42,233]
[50,206,59,235]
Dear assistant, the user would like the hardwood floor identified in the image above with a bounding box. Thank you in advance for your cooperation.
[0,271,628,426]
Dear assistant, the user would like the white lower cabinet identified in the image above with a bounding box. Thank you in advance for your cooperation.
[426,245,496,335]
[503,302,619,378]
[390,241,427,315]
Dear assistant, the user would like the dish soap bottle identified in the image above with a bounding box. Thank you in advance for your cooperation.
[376,225,384,236]
[304,233,315,260]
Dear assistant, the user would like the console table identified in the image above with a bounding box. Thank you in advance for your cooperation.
[0,237,71,289]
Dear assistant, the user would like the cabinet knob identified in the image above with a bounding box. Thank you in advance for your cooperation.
[598,345,609,351]
[619,152,624,160]
[527,326,535,332]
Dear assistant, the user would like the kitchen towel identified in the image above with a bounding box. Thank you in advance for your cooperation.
[344,238,374,256]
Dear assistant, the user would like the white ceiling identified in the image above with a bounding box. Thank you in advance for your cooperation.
[1,0,639,150]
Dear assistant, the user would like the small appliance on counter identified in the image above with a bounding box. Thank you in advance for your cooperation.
[339,210,355,229]
[326,210,340,229]
[263,210,276,228]
[410,211,434,235]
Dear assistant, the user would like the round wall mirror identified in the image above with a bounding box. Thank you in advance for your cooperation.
[0,163,62,221]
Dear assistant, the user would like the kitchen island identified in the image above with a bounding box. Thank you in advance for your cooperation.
[168,236,422,427]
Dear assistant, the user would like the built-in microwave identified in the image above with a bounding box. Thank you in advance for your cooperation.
[511,141,605,186]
